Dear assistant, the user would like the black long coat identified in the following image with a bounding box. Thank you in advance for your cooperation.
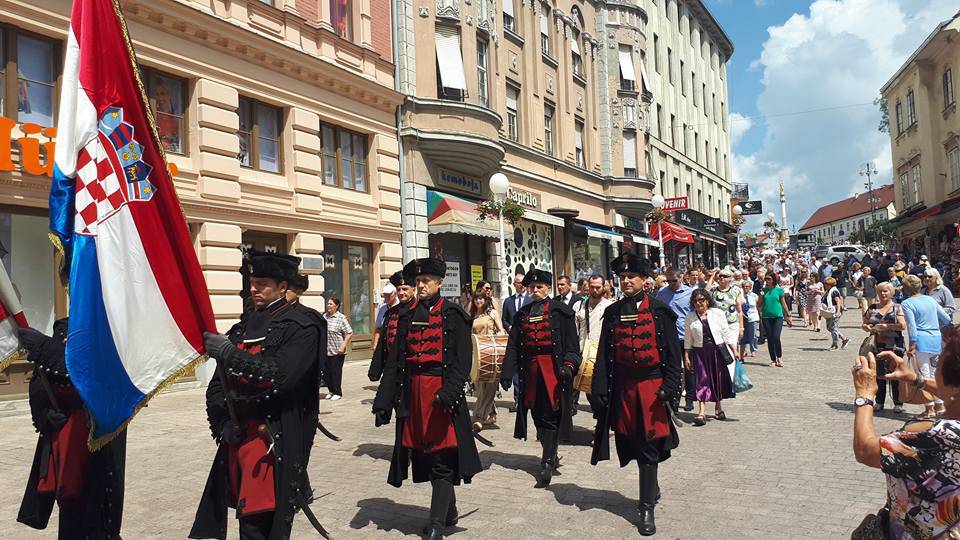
[590,294,682,465]
[372,296,482,487]
[368,300,413,382]
[500,299,581,440]
[17,318,127,539]
[189,302,321,540]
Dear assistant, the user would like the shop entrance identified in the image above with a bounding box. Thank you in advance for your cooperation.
[429,233,488,302]
[321,240,374,358]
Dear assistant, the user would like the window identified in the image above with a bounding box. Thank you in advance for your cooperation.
[948,146,960,192]
[477,40,489,107]
[673,177,680,197]
[506,85,519,142]
[895,100,903,135]
[321,123,367,192]
[623,131,637,177]
[623,102,636,125]
[575,120,585,168]
[143,68,187,155]
[321,240,373,336]
[691,72,697,105]
[619,44,636,91]
[540,4,551,57]
[667,48,673,85]
[238,98,281,173]
[669,114,675,145]
[945,68,955,109]
[571,33,584,78]
[906,89,917,127]
[503,0,516,32]
[680,60,686,95]
[694,132,699,161]
[436,26,466,101]
[899,171,910,206]
[656,105,663,139]
[330,0,352,39]
[702,83,707,110]
[653,34,660,73]
[911,163,922,203]
[2,29,59,126]
[544,102,555,155]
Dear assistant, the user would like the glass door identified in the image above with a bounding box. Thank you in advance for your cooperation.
[322,240,374,357]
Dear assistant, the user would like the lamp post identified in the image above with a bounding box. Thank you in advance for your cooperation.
[733,204,743,268]
[651,194,666,271]
[489,172,510,300]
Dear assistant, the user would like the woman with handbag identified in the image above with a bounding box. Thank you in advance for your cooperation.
[861,282,907,413]
[806,274,824,332]
[469,292,505,431]
[760,273,793,367]
[684,289,737,426]
[824,277,851,351]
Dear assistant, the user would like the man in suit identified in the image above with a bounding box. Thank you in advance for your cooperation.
[554,275,578,307]
[502,273,531,333]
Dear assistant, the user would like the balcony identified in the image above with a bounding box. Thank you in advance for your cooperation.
[400,97,505,177]
[606,175,656,219]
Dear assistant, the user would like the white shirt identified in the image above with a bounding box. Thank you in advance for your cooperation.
[683,308,738,349]
[574,296,614,344]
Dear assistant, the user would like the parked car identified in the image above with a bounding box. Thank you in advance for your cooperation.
[824,245,866,264]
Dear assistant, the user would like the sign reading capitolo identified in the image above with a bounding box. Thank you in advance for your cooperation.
[507,187,540,210]
[437,168,482,196]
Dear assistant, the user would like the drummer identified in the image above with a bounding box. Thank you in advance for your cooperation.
[573,274,615,417]
[500,267,581,488]
[468,285,506,431]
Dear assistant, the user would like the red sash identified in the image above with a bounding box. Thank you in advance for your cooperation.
[37,390,90,500]
[521,308,560,408]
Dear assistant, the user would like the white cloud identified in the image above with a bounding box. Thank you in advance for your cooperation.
[735,0,958,234]
[728,112,753,146]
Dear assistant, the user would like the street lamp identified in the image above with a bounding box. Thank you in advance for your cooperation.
[765,211,778,248]
[732,204,743,268]
[489,172,510,300]
[651,194,666,271]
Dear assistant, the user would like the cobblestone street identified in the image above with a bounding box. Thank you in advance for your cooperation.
[0,312,908,539]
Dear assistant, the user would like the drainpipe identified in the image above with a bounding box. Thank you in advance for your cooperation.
[391,0,410,263]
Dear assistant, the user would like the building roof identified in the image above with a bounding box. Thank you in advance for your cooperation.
[799,185,896,231]
[880,11,959,94]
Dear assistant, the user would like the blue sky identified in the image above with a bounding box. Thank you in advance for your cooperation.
[701,0,959,234]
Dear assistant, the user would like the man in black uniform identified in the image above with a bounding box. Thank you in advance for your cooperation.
[368,270,416,382]
[372,258,481,540]
[16,318,127,540]
[190,251,323,540]
[500,267,580,488]
[591,253,682,536]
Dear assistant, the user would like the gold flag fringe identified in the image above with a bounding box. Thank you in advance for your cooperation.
[87,353,209,452]
[0,348,26,373]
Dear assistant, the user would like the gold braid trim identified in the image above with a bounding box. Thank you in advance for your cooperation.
[0,348,26,373]
[87,353,208,452]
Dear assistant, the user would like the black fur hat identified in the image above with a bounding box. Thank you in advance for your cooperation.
[402,258,446,282]
[521,267,553,287]
[610,252,652,277]
[288,273,310,292]
[389,270,412,288]
[247,249,301,283]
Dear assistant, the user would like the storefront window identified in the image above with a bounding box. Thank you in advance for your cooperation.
[0,212,57,334]
[143,68,188,155]
[505,220,553,281]
[430,233,487,300]
[322,240,373,336]
[14,32,59,126]
[572,235,609,281]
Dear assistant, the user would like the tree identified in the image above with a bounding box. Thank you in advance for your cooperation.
[875,97,889,134]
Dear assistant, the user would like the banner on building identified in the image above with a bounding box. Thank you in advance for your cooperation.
[740,201,764,215]
[663,197,688,211]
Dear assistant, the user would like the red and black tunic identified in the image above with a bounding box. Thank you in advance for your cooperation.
[36,386,89,501]
[521,308,561,409]
[384,299,415,353]
[402,298,458,452]
[612,295,671,441]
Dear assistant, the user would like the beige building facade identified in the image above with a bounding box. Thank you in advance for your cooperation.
[881,11,959,263]
[0,0,403,397]
[396,0,661,292]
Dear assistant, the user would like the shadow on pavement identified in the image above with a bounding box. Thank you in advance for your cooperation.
[826,401,855,413]
[353,442,394,461]
[545,482,638,526]
[349,497,472,536]
[799,347,830,352]
[479,450,542,481]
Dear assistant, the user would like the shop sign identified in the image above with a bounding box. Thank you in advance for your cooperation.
[0,116,56,177]
[703,218,720,234]
[470,264,484,290]
[740,201,764,215]
[507,187,540,210]
[441,262,461,297]
[676,210,698,229]
[663,197,688,211]
[437,169,482,195]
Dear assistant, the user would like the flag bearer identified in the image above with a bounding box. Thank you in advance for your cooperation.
[371,258,481,540]
[591,253,682,536]
[500,267,581,488]
[190,251,323,540]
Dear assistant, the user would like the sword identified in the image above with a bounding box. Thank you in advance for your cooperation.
[473,430,495,447]
[316,418,341,442]
[296,490,332,539]
[664,402,683,428]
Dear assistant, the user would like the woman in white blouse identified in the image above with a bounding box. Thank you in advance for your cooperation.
[684,289,738,426]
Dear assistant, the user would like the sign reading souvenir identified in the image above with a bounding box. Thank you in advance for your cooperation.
[437,168,482,195]
[740,200,764,215]
[441,262,461,297]
[507,187,541,210]
[663,197,688,211]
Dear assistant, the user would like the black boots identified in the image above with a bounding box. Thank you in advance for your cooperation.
[424,479,456,539]
[638,464,659,536]
[535,428,559,488]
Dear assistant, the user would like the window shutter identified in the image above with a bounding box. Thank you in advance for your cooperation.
[435,26,467,90]
[503,0,514,17]
[571,37,581,55]
[623,132,637,169]
[506,86,518,110]
[618,45,636,82]
[540,8,549,35]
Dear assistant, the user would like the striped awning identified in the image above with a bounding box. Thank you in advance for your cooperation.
[427,190,512,239]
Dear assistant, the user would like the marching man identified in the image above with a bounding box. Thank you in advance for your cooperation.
[368,271,417,382]
[591,253,682,536]
[190,251,324,540]
[500,267,581,488]
[371,258,481,540]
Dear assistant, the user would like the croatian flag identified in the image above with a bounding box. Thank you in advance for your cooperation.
[49,0,215,449]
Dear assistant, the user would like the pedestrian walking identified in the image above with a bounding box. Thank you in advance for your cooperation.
[371,283,398,356]
[859,267,877,316]
[739,280,759,358]
[805,274,824,331]
[574,275,614,417]
[656,269,696,412]
[684,288,737,426]
[901,275,953,418]
[759,273,793,367]
[707,268,745,345]
[501,267,581,488]
[922,268,957,322]
[371,258,482,540]
[778,270,794,313]
[795,268,809,321]
[823,277,850,351]
[323,297,353,400]
[469,292,505,431]
[888,267,904,303]
[861,282,906,413]
[591,253,682,536]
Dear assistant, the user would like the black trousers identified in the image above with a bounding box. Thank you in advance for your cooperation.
[239,512,273,540]
[680,339,695,403]
[326,353,345,396]
[530,372,561,432]
[411,448,459,483]
[877,377,901,407]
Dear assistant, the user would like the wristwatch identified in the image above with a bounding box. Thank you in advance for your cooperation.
[854,397,875,408]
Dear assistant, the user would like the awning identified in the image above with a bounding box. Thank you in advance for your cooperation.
[618,45,636,82]
[631,235,660,247]
[435,26,466,90]
[584,225,624,243]
[427,190,511,239]
[638,56,650,93]
[648,221,695,245]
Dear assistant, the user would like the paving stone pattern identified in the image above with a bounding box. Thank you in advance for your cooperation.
[0,312,909,539]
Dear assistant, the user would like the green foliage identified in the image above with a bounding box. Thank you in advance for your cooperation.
[476,198,525,226]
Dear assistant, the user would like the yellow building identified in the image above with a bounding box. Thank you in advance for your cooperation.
[0,0,402,397]
[881,11,959,262]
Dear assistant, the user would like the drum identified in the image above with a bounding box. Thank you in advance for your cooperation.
[574,339,599,393]
[471,334,509,384]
